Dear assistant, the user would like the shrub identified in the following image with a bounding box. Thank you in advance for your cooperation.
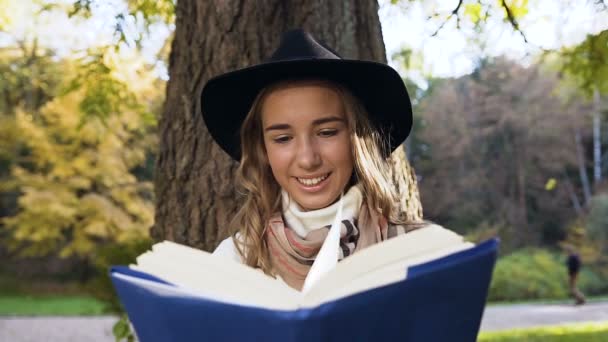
[578,263,608,296]
[587,194,608,243]
[85,238,153,313]
[489,249,567,301]
[488,248,607,302]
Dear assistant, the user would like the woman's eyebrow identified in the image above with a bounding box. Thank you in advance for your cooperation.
[264,123,290,132]
[312,116,345,125]
[264,116,345,132]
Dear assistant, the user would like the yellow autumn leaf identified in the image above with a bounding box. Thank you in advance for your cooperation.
[83,221,110,237]
[501,0,528,19]
[66,175,93,191]
[545,178,557,191]
[464,3,483,24]
[0,0,16,29]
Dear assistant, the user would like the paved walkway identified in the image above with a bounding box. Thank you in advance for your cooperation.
[481,300,608,331]
[1,301,607,341]
[0,316,116,342]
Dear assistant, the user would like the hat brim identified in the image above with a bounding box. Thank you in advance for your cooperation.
[200,59,412,160]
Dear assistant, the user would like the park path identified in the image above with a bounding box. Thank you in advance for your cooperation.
[1,301,607,341]
[480,300,608,331]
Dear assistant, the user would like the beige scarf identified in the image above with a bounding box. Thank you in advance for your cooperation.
[265,189,414,290]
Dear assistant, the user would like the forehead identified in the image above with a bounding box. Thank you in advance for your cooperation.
[260,81,345,125]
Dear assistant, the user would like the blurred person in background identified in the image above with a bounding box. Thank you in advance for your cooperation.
[565,246,586,305]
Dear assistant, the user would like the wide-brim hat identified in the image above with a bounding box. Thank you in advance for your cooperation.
[200,29,412,161]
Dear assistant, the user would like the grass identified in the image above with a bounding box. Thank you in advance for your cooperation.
[0,271,111,316]
[0,295,108,316]
[478,322,608,341]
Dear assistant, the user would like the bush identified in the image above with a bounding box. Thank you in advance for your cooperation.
[488,248,607,302]
[587,194,608,242]
[85,238,153,313]
[578,263,608,296]
[489,249,567,301]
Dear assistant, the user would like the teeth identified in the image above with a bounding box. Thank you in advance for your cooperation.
[297,174,329,186]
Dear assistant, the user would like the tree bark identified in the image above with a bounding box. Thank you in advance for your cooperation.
[563,173,583,216]
[593,86,601,185]
[574,128,592,206]
[153,0,423,252]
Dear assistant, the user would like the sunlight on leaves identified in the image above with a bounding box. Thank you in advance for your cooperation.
[501,0,529,19]
[1,41,162,259]
[464,3,483,24]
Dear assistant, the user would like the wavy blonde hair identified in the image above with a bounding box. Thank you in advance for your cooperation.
[230,79,406,275]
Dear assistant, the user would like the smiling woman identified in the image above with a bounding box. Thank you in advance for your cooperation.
[261,80,353,211]
[200,29,431,290]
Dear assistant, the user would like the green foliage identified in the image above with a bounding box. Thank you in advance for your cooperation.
[587,194,608,243]
[2,91,156,257]
[113,314,136,342]
[501,0,529,20]
[559,221,603,264]
[464,3,483,23]
[0,46,64,114]
[488,248,608,302]
[489,249,568,301]
[69,0,94,18]
[0,0,13,29]
[478,322,608,342]
[61,49,149,125]
[0,44,162,259]
[0,115,19,179]
[560,30,608,96]
[127,0,175,24]
[86,238,152,342]
[416,59,581,246]
[86,238,153,313]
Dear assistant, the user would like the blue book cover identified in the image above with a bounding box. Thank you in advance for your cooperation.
[110,237,498,342]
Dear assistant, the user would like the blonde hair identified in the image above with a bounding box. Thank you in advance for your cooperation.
[230,79,405,275]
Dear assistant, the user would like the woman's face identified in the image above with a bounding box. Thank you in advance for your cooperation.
[261,82,354,211]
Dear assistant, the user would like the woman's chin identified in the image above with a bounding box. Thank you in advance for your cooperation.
[291,191,342,211]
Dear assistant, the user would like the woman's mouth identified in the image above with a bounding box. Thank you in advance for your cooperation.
[296,173,331,187]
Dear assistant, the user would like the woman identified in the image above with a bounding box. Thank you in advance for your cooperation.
[201,29,429,290]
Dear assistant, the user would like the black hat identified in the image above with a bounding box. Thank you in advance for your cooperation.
[200,29,412,160]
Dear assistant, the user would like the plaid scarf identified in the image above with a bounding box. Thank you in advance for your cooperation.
[265,199,412,291]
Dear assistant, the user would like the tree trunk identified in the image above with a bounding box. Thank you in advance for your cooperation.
[515,148,528,232]
[593,86,601,186]
[153,0,423,252]
[574,128,592,206]
[563,172,583,216]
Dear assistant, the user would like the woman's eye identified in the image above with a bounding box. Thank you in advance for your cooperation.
[319,129,338,137]
[273,136,292,144]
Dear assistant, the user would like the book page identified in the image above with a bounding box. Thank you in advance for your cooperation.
[132,241,301,310]
[301,240,473,307]
[301,225,468,305]
[129,225,471,310]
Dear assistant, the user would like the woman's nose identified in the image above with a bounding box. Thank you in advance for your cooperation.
[296,138,321,170]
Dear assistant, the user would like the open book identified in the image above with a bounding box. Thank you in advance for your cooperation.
[110,225,498,342]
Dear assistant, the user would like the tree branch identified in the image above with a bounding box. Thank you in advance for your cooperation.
[431,0,463,37]
[500,0,528,43]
